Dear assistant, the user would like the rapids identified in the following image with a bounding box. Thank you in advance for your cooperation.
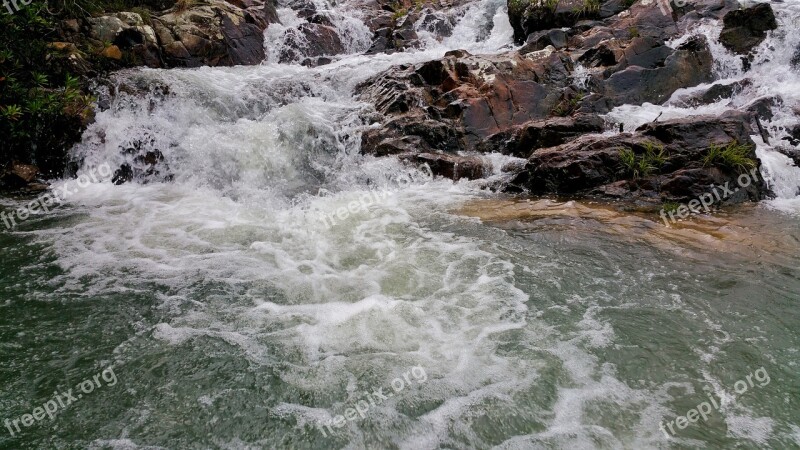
[0,0,799,448]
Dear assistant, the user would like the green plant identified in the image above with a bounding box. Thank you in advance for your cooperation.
[551,92,584,117]
[390,1,408,19]
[1,2,95,177]
[175,0,194,12]
[509,0,558,16]
[619,147,637,175]
[628,26,639,38]
[643,140,668,167]
[702,142,757,173]
[131,6,152,21]
[574,0,600,16]
[662,201,681,214]
[618,141,669,179]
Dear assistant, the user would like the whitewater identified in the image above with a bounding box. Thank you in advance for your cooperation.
[0,0,798,448]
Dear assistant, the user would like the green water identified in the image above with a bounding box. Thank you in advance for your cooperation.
[1,198,798,449]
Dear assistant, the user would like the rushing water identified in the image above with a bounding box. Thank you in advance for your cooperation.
[1,0,799,448]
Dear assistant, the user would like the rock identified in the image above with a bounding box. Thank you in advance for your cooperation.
[113,139,174,185]
[62,19,80,34]
[1,162,39,189]
[673,79,752,107]
[782,125,800,147]
[278,23,345,64]
[153,0,277,67]
[507,114,765,204]
[359,49,578,155]
[89,12,161,67]
[719,3,777,55]
[776,146,800,167]
[501,115,606,158]
[602,36,713,106]
[399,152,487,180]
[792,45,800,68]
[507,0,602,44]
[417,9,456,40]
[745,96,781,122]
[87,0,279,68]
[100,44,123,60]
[507,133,629,194]
[519,28,568,54]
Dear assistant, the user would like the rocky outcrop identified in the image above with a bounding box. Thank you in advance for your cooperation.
[78,0,279,69]
[358,32,714,157]
[507,0,606,44]
[718,3,777,55]
[356,0,764,203]
[508,114,765,204]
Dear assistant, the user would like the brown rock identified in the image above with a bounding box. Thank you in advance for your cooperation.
[101,45,123,60]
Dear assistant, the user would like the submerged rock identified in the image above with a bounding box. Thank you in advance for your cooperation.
[399,153,488,180]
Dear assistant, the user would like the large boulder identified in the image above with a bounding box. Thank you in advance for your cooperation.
[718,3,777,55]
[88,12,161,67]
[601,36,714,106]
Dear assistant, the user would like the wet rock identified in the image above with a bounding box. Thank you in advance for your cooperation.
[100,44,124,60]
[1,162,39,190]
[792,45,800,68]
[618,37,673,70]
[417,9,456,40]
[508,114,765,204]
[503,115,606,158]
[776,146,800,167]
[89,12,161,67]
[602,36,713,106]
[781,125,800,147]
[507,133,630,194]
[577,41,621,68]
[507,0,602,44]
[399,152,487,180]
[113,137,174,185]
[519,29,568,54]
[719,3,777,55]
[745,96,781,122]
[359,50,575,154]
[674,79,752,107]
[151,0,279,67]
[278,23,345,64]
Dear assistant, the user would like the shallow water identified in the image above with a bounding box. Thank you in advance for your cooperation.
[1,0,799,448]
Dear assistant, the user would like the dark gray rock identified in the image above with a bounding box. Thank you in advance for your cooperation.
[719,3,778,54]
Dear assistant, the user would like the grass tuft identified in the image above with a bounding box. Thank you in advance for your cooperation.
[702,141,757,173]
[618,141,669,179]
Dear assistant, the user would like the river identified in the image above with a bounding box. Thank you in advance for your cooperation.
[1,0,799,448]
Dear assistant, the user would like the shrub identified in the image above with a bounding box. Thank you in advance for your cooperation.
[0,4,94,177]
